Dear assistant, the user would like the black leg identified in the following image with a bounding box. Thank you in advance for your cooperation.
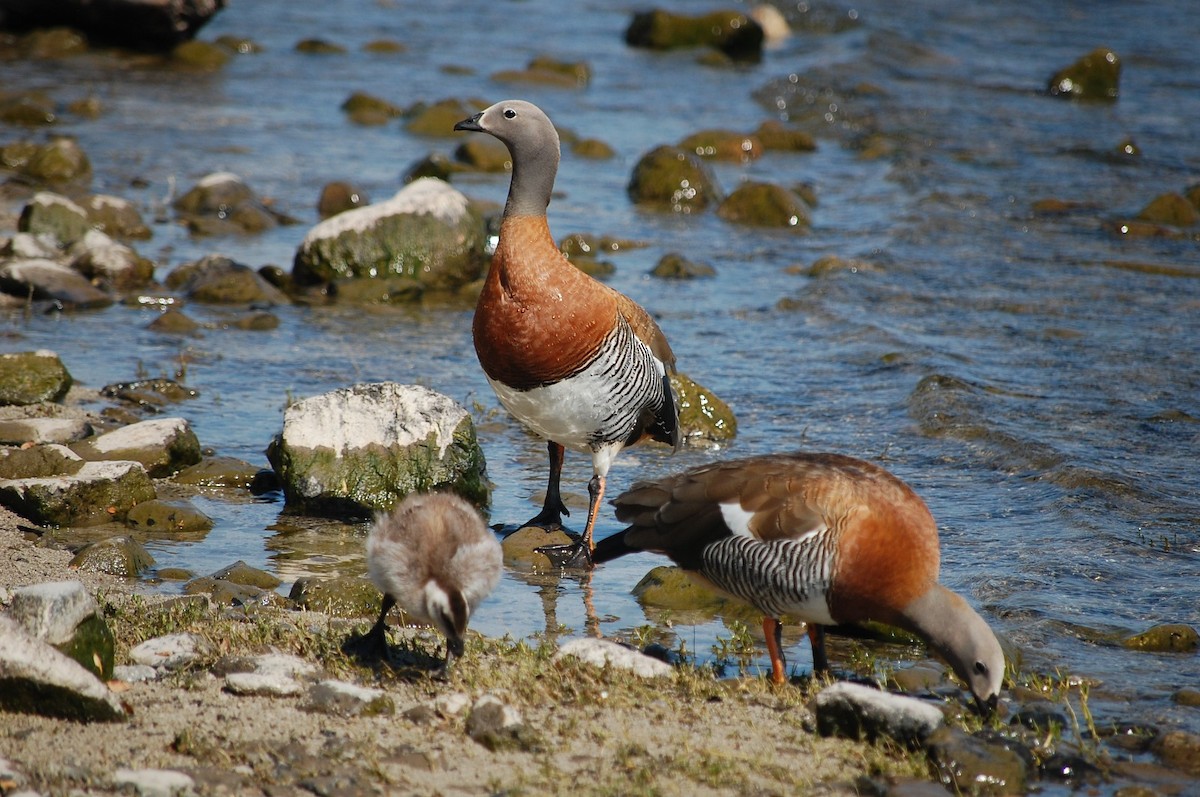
[807,623,829,674]
[525,441,570,529]
[343,594,395,661]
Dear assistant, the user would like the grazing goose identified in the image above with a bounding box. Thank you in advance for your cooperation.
[359,492,502,670]
[593,452,1005,712]
[453,100,680,565]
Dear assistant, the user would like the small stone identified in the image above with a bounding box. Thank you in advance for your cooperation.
[128,632,204,670]
[307,679,394,717]
[0,417,92,445]
[651,252,716,279]
[434,691,472,716]
[0,259,113,310]
[125,499,214,535]
[224,672,302,697]
[813,682,945,746]
[0,351,73,406]
[317,181,369,218]
[1121,623,1199,653]
[627,145,722,212]
[1151,730,1200,776]
[501,525,575,569]
[113,664,159,683]
[466,693,539,752]
[1172,687,1200,707]
[554,638,674,678]
[71,536,156,577]
[671,372,737,445]
[8,580,97,645]
[172,456,261,488]
[72,417,202,478]
[210,561,282,589]
[147,309,201,335]
[1047,47,1120,101]
[925,727,1029,795]
[113,768,195,797]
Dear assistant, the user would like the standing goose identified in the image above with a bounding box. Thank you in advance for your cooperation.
[454,100,680,565]
[359,492,502,671]
[594,452,1005,712]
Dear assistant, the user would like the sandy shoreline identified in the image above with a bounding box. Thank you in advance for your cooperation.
[0,506,936,796]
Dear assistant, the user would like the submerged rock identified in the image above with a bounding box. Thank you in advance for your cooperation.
[340,91,402,125]
[491,55,591,89]
[288,575,379,617]
[125,498,213,536]
[925,727,1029,796]
[0,350,73,405]
[267,382,488,515]
[632,565,725,614]
[500,525,575,568]
[1047,47,1120,101]
[317,181,370,218]
[1121,623,1199,653]
[70,229,156,291]
[173,172,293,235]
[627,146,722,212]
[679,129,763,162]
[1136,193,1198,227]
[405,97,482,137]
[717,181,811,229]
[292,178,487,296]
[83,193,152,239]
[172,455,261,488]
[1,136,92,185]
[651,252,716,279]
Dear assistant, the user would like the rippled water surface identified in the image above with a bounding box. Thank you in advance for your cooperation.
[4,0,1199,761]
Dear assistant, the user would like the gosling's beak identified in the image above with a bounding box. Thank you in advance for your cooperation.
[453,112,484,132]
[975,693,999,718]
[446,634,465,660]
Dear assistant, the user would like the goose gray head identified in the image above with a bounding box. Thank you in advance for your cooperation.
[454,99,560,217]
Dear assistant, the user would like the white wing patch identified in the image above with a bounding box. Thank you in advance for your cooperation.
[719,501,757,538]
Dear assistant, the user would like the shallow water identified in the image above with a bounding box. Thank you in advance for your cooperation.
[3,0,1199,770]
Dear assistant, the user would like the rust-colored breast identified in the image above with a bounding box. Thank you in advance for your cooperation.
[473,215,617,389]
[825,465,941,625]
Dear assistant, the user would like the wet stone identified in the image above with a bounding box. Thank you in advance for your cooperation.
[0,416,92,445]
[289,575,380,618]
[84,193,152,239]
[925,727,1029,796]
[632,565,725,614]
[405,97,480,137]
[716,181,811,229]
[317,181,370,218]
[1136,193,1198,227]
[500,525,575,569]
[69,230,156,291]
[454,137,512,172]
[0,459,156,526]
[125,498,214,535]
[1172,687,1200,707]
[146,308,201,335]
[340,91,402,125]
[0,258,114,310]
[165,254,289,304]
[0,351,73,406]
[1120,623,1199,652]
[70,535,155,576]
[17,191,90,247]
[172,455,262,488]
[671,371,737,445]
[1047,47,1120,101]
[651,252,716,279]
[625,8,764,61]
[72,417,202,478]
[210,560,282,589]
[627,145,722,212]
[679,129,763,162]
[1151,730,1200,776]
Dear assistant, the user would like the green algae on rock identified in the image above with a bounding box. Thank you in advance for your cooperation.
[716,181,811,230]
[0,351,73,406]
[1047,47,1120,101]
[670,372,737,445]
[627,145,722,212]
[625,9,764,61]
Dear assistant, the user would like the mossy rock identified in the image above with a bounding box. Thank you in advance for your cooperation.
[627,145,721,212]
[210,560,282,589]
[125,498,213,535]
[454,137,512,172]
[0,444,84,479]
[317,182,370,218]
[0,92,57,126]
[70,535,156,577]
[172,40,231,70]
[84,195,152,240]
[670,372,737,444]
[23,27,88,58]
[559,233,643,258]
[571,139,615,159]
[0,351,73,405]
[341,91,402,125]
[146,309,200,335]
[632,565,725,614]
[1047,47,1120,101]
[651,252,715,279]
[1121,624,1199,653]
[0,461,156,526]
[18,191,90,247]
[55,613,115,680]
[166,255,289,304]
[717,182,811,230]
[679,130,763,162]
[24,137,91,184]
[625,9,764,61]
[295,38,346,55]
[501,525,575,569]
[1136,193,1198,227]
[406,98,483,137]
[753,121,817,152]
[289,575,381,618]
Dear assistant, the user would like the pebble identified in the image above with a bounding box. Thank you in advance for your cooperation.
[813,682,945,746]
[113,664,159,683]
[306,679,394,717]
[112,767,195,797]
[128,633,204,670]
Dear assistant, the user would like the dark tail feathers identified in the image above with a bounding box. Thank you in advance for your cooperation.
[591,529,638,565]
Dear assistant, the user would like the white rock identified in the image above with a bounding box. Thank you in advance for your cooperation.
[128,632,204,670]
[245,652,317,680]
[813,681,945,744]
[279,382,467,458]
[554,638,674,678]
[8,580,97,645]
[112,767,195,797]
[435,691,472,717]
[113,664,159,683]
[85,418,192,455]
[224,672,302,697]
[301,178,471,243]
[307,679,392,716]
[0,417,92,445]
